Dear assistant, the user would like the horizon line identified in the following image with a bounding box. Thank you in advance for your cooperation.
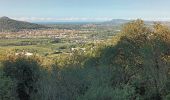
[2,16,170,22]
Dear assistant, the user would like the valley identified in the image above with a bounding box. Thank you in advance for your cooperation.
[0,17,121,58]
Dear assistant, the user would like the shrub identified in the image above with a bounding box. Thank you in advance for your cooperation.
[77,85,135,100]
[0,67,16,100]
[2,55,41,100]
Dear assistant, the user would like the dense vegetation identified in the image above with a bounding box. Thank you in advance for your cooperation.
[1,19,170,100]
[0,17,47,32]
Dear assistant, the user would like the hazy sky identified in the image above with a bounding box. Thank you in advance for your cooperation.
[0,0,170,22]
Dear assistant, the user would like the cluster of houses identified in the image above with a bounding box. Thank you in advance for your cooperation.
[15,52,33,56]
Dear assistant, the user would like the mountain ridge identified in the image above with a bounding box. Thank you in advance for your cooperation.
[0,16,48,32]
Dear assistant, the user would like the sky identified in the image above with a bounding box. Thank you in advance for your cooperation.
[0,0,170,22]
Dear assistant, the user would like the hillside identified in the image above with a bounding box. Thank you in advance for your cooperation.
[0,16,48,32]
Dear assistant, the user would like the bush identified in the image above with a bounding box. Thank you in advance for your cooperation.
[2,55,41,100]
[0,67,16,100]
[77,85,135,100]
[36,65,88,100]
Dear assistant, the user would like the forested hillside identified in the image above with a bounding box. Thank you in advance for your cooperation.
[0,17,47,32]
[1,19,170,100]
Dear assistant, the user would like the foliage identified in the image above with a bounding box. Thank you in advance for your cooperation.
[77,85,135,100]
[0,68,17,100]
[2,55,41,100]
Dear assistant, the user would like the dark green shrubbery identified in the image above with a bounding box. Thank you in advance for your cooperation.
[0,67,16,100]
[2,56,41,100]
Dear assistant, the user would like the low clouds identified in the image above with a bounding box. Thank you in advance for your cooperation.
[9,17,170,22]
[12,17,113,22]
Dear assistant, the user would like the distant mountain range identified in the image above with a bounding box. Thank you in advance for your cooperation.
[0,16,48,32]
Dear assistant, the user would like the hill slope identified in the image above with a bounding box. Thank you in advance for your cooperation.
[0,16,48,32]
